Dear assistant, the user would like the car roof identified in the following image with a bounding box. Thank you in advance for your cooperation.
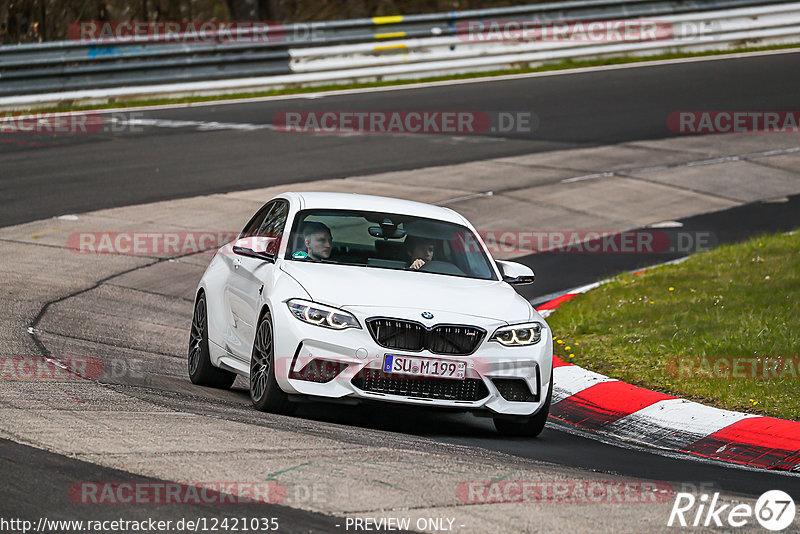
[282,192,468,225]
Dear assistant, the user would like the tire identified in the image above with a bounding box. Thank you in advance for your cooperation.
[188,294,237,389]
[249,310,295,414]
[493,373,553,437]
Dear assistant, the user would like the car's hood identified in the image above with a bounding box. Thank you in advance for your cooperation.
[280,261,531,322]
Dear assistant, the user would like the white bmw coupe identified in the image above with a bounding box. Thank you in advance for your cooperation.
[189,192,553,436]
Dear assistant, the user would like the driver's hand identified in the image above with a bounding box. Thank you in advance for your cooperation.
[409,259,426,270]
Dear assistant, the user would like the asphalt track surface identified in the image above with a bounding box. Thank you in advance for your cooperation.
[0,439,348,533]
[2,52,800,524]
[516,193,800,300]
[2,50,800,227]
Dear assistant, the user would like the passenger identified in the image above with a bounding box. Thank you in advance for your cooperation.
[405,236,435,270]
[302,222,333,261]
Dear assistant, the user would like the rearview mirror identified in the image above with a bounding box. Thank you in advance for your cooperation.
[496,260,535,285]
[232,236,278,262]
[368,226,406,239]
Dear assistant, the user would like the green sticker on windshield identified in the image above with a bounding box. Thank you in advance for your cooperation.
[292,251,309,259]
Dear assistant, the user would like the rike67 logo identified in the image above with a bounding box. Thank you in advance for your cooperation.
[669,490,796,531]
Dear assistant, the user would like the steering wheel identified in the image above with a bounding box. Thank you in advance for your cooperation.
[418,260,466,276]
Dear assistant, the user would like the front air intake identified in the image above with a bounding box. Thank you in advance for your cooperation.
[491,378,538,402]
[352,367,489,401]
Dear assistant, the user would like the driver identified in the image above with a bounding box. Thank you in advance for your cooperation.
[302,222,333,260]
[405,236,435,270]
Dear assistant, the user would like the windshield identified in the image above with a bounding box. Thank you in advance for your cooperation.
[285,209,497,281]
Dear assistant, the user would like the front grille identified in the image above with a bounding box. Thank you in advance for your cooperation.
[352,368,489,401]
[366,318,485,355]
[492,378,537,402]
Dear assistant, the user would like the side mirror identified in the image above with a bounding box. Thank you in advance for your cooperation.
[232,236,278,262]
[497,260,535,285]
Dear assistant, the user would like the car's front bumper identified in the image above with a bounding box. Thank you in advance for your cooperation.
[271,303,553,417]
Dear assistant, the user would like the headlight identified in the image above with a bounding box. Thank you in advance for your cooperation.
[490,322,543,346]
[286,299,361,330]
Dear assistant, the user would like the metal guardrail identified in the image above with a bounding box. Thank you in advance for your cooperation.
[290,4,800,74]
[0,0,797,104]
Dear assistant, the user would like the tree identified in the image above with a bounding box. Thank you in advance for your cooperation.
[226,0,258,20]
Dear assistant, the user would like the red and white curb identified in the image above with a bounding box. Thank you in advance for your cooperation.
[536,267,800,473]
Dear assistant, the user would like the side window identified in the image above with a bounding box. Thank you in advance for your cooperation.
[258,201,289,239]
[240,201,275,239]
[240,200,289,239]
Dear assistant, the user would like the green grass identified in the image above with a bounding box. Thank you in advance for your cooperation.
[6,42,800,115]
[547,230,800,421]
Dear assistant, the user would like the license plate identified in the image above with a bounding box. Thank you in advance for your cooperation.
[382,354,466,380]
